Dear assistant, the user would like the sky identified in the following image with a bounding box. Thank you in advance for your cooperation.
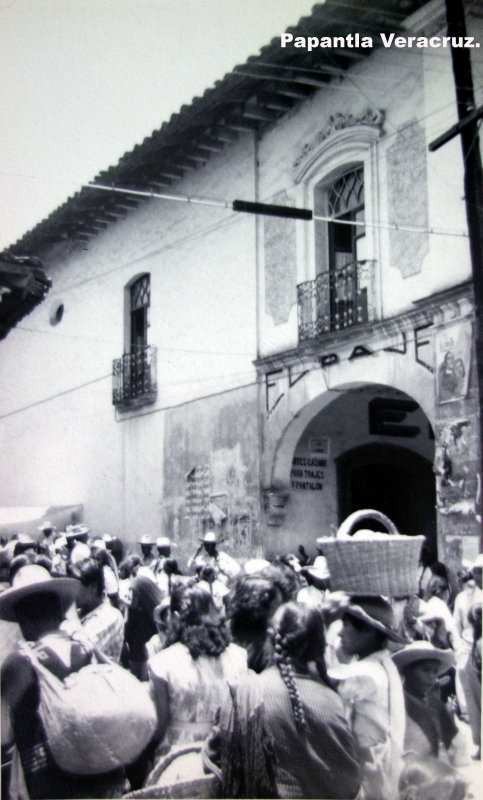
[0,0,316,250]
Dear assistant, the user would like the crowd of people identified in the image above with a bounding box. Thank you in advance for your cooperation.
[0,520,481,800]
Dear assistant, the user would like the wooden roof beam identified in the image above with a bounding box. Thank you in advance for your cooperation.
[157,166,184,180]
[269,84,312,100]
[196,138,224,153]
[174,156,199,170]
[209,126,238,143]
[242,105,277,122]
[257,94,293,112]
[224,116,259,132]
[184,151,208,164]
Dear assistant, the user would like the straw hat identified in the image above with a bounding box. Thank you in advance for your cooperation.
[0,565,79,623]
[65,525,89,541]
[199,531,218,544]
[156,537,173,549]
[38,520,55,533]
[392,641,455,676]
[345,596,408,644]
[140,535,155,546]
[302,563,331,582]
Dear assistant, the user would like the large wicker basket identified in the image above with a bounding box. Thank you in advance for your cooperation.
[321,510,425,597]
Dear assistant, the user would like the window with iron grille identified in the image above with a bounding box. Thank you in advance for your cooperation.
[299,165,374,339]
[112,273,156,408]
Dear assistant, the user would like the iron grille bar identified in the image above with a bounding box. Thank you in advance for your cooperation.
[297,260,376,342]
[112,345,157,408]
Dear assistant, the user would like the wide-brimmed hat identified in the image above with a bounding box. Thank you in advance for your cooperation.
[0,565,80,623]
[38,520,55,533]
[156,537,173,549]
[199,531,218,544]
[392,641,455,676]
[65,524,89,541]
[345,595,408,644]
[140,535,155,546]
[316,536,332,547]
[302,563,331,582]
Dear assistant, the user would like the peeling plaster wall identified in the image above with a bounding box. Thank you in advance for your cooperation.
[386,121,429,277]
[162,384,260,564]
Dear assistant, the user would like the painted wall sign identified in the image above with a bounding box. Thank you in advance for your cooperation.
[369,398,420,438]
[290,455,326,490]
[185,464,211,518]
[435,319,472,404]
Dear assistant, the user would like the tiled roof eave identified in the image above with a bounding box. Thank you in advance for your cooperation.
[3,0,428,257]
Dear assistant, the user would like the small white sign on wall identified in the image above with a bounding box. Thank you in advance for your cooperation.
[310,437,330,458]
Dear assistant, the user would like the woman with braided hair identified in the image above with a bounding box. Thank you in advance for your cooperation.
[211,602,360,798]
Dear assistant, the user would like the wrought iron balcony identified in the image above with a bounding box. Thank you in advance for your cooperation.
[297,260,376,342]
[112,345,157,408]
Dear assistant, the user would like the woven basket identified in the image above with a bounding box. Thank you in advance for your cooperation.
[322,509,425,597]
[124,744,221,799]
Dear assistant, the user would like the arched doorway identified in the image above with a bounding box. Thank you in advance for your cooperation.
[337,443,437,562]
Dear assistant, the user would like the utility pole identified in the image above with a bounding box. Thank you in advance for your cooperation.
[430,0,483,537]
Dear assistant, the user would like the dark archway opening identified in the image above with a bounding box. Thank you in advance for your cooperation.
[337,443,437,563]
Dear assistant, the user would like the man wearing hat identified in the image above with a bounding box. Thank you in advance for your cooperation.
[139,535,156,570]
[392,641,461,763]
[65,525,91,571]
[297,563,330,607]
[188,531,240,584]
[329,595,407,800]
[0,565,125,798]
[153,537,173,577]
[37,521,56,560]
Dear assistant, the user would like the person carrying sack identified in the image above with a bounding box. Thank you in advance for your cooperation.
[0,564,156,799]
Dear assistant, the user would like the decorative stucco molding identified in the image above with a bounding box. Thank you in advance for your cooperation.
[293,109,385,170]
[387,120,429,278]
[264,190,297,325]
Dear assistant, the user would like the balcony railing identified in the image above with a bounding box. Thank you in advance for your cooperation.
[112,345,157,408]
[297,260,376,342]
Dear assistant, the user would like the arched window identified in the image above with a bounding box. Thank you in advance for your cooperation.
[112,273,156,408]
[294,121,382,341]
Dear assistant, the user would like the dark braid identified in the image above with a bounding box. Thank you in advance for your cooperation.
[273,630,307,731]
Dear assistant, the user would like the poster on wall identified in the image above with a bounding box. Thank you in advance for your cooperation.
[435,319,473,404]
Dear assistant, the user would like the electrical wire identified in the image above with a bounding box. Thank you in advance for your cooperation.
[10,323,254,355]
[0,367,257,421]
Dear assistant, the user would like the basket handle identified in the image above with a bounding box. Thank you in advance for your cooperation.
[336,509,399,539]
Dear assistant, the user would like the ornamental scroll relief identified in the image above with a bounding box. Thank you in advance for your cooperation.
[293,108,385,169]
